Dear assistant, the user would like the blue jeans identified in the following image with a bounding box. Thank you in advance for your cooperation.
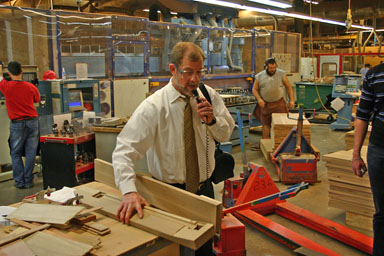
[367,143,384,256]
[9,119,39,187]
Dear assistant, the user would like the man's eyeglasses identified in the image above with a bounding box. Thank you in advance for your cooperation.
[174,65,206,79]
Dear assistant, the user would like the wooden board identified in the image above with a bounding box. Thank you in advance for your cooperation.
[94,159,222,233]
[344,130,370,150]
[0,240,35,256]
[260,139,273,161]
[6,204,84,225]
[346,211,373,232]
[136,174,222,233]
[24,231,93,256]
[94,158,116,188]
[0,224,51,247]
[76,186,214,250]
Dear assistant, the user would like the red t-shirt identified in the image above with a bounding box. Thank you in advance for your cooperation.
[0,79,40,120]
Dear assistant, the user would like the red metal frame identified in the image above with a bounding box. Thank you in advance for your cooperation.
[40,133,94,144]
[227,162,373,255]
[315,52,384,78]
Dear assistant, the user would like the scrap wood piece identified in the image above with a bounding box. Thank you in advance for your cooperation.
[84,222,109,232]
[6,203,84,225]
[81,226,110,236]
[0,240,35,256]
[23,231,92,256]
[76,186,215,250]
[71,206,101,225]
[0,224,50,247]
[71,213,96,225]
[81,221,111,236]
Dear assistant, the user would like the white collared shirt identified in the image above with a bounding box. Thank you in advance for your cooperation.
[112,79,235,195]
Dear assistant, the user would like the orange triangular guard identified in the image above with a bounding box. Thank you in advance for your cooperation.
[235,163,282,214]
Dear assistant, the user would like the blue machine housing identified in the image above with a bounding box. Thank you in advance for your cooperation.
[330,74,360,130]
[37,79,100,116]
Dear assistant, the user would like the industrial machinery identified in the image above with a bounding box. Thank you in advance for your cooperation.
[330,74,360,130]
[272,107,319,184]
[37,79,101,116]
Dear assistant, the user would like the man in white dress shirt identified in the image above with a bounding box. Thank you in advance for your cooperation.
[112,42,235,255]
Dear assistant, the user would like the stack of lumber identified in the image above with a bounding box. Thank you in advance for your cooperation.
[344,130,371,150]
[271,113,311,150]
[323,147,374,231]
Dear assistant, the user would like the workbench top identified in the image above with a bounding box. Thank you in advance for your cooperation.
[1,182,177,256]
[89,126,123,133]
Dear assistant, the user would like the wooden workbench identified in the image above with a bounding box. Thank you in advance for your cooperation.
[1,182,179,256]
[77,182,179,255]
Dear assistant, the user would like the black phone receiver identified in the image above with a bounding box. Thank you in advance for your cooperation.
[192,90,201,103]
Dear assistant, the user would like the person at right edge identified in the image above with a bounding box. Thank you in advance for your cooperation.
[353,62,384,256]
[252,58,295,140]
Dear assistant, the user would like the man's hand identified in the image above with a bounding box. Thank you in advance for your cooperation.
[258,99,266,108]
[116,192,149,224]
[197,98,214,124]
[288,100,295,109]
[352,157,367,178]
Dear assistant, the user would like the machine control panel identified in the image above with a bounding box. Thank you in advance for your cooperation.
[332,74,361,98]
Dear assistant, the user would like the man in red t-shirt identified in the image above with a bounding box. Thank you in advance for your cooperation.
[0,61,40,189]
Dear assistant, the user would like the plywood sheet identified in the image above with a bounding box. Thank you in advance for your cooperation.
[0,240,35,256]
[6,204,83,225]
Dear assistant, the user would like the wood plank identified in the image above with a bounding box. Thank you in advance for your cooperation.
[344,130,370,150]
[0,240,35,256]
[260,139,273,161]
[136,174,222,233]
[346,212,373,232]
[93,160,222,233]
[329,199,375,217]
[94,158,116,188]
[6,204,84,225]
[24,231,93,256]
[76,186,214,250]
[0,224,51,247]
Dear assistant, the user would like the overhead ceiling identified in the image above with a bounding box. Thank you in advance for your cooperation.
[1,0,383,33]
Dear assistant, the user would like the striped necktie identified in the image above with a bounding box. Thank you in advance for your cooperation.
[184,97,200,193]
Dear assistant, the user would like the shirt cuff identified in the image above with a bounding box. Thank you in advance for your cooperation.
[118,180,137,195]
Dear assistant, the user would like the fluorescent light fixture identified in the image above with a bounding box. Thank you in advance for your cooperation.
[303,0,319,4]
[142,9,161,13]
[193,0,373,30]
[347,28,384,33]
[192,0,246,9]
[248,0,292,9]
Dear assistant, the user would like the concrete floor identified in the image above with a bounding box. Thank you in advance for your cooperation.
[0,123,372,255]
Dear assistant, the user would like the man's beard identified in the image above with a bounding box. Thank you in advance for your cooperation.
[266,69,275,76]
[174,77,198,96]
